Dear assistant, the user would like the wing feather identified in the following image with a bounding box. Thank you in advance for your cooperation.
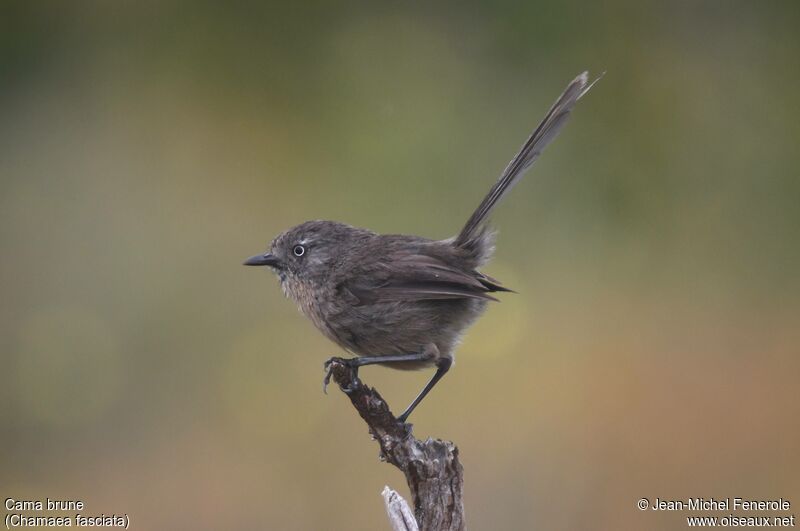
[345,252,505,304]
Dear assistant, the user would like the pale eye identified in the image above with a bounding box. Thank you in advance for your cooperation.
[293,245,305,257]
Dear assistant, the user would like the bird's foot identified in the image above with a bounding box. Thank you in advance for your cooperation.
[323,357,359,394]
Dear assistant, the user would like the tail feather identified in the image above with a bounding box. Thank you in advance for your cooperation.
[454,71,600,251]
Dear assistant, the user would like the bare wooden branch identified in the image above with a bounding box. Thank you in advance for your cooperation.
[327,360,466,531]
[382,486,419,531]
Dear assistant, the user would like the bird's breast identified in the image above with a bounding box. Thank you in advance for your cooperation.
[282,277,350,349]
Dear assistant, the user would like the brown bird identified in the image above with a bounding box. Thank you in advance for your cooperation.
[245,72,599,422]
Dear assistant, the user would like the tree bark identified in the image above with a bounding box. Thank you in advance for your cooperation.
[327,360,466,531]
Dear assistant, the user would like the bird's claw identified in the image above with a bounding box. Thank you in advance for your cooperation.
[322,357,358,394]
[322,359,336,394]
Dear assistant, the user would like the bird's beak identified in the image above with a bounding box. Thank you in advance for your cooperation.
[243,253,282,268]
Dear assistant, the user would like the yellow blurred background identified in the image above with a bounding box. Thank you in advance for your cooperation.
[2,2,798,529]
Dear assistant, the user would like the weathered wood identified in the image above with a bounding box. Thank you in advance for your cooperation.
[382,486,419,531]
[327,360,466,531]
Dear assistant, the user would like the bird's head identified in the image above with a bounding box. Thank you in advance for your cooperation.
[244,220,373,287]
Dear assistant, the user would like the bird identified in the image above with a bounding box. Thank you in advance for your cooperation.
[245,71,599,423]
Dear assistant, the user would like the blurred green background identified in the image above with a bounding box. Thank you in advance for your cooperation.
[2,2,798,529]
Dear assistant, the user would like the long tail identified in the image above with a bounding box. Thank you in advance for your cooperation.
[454,71,600,251]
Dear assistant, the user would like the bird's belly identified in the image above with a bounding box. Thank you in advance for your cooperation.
[325,298,488,363]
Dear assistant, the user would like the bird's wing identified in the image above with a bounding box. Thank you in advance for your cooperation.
[344,252,504,304]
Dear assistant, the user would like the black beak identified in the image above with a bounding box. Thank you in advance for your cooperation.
[243,253,282,268]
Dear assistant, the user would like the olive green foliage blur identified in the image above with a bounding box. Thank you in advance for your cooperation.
[2,2,798,530]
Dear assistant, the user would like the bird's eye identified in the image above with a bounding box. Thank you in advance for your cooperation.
[293,245,305,257]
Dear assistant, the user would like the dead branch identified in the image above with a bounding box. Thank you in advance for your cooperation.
[327,360,466,531]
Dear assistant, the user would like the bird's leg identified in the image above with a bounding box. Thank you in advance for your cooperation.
[322,351,434,394]
[396,357,452,423]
